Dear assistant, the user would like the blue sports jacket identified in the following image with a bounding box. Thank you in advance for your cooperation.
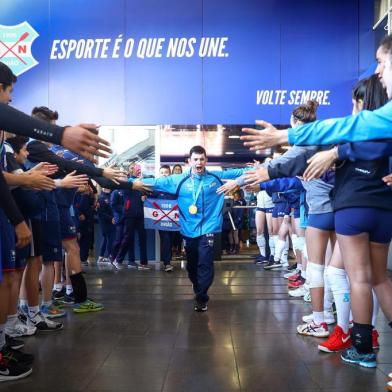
[143,168,248,238]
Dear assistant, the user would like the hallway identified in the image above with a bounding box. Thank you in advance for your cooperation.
[6,261,392,392]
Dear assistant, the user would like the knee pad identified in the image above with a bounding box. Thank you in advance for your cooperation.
[293,236,305,253]
[307,262,325,289]
[256,235,266,247]
[325,265,349,295]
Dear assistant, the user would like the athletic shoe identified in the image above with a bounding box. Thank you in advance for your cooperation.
[28,312,63,332]
[96,256,107,265]
[138,264,151,271]
[52,299,64,308]
[5,320,36,338]
[284,270,299,279]
[0,345,34,366]
[255,255,268,265]
[264,260,282,270]
[287,263,297,271]
[52,287,65,300]
[164,264,174,272]
[81,260,89,267]
[5,336,24,351]
[341,347,377,368]
[387,380,392,392]
[0,354,32,382]
[40,304,66,319]
[297,321,329,338]
[302,312,335,325]
[73,299,104,313]
[127,261,139,269]
[288,277,306,288]
[194,300,208,312]
[318,326,352,353]
[288,272,301,282]
[372,329,380,350]
[111,260,124,270]
[63,293,75,305]
[288,285,307,298]
[303,290,312,303]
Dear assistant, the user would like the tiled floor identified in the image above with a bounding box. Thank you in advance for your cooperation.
[5,260,392,391]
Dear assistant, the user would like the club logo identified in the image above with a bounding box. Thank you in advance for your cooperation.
[0,21,39,76]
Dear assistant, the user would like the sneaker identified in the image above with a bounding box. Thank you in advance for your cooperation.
[5,320,36,337]
[81,260,89,267]
[111,260,124,270]
[194,300,208,312]
[40,304,66,319]
[341,347,377,368]
[0,354,32,382]
[52,299,64,308]
[254,255,268,265]
[63,293,75,305]
[52,287,65,300]
[288,277,305,288]
[138,264,151,271]
[318,326,352,353]
[127,261,139,269]
[164,264,174,272]
[297,321,329,338]
[5,336,24,350]
[387,380,392,392]
[0,345,34,366]
[264,260,282,270]
[288,272,301,282]
[288,285,307,298]
[302,312,335,325]
[284,270,299,279]
[287,263,297,271]
[96,256,106,265]
[73,299,104,313]
[372,329,380,350]
[28,312,63,332]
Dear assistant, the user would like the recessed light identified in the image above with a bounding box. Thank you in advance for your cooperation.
[228,135,240,139]
[225,151,235,155]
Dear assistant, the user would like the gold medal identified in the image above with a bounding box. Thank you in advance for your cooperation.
[189,205,198,214]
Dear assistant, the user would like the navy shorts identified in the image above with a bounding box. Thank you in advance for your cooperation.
[0,209,26,272]
[272,203,288,218]
[307,212,335,231]
[41,220,63,263]
[291,207,301,219]
[59,207,77,241]
[257,207,273,213]
[335,207,392,244]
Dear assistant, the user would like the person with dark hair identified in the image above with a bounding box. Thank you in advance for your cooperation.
[134,145,250,311]
[240,34,392,149]
[171,165,184,257]
[172,164,183,175]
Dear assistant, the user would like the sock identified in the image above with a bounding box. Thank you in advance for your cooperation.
[28,305,40,319]
[6,314,18,328]
[274,239,285,262]
[70,272,88,304]
[256,235,266,257]
[268,236,275,256]
[66,285,73,295]
[313,311,324,325]
[41,300,52,307]
[352,322,373,354]
[281,237,289,263]
[19,299,28,308]
[54,283,63,292]
[0,325,5,350]
[327,266,350,333]
[372,290,379,328]
[323,269,334,314]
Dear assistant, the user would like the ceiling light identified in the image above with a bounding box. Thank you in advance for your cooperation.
[225,151,235,155]
[228,135,240,139]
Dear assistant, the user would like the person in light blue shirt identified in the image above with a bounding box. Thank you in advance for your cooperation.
[136,145,249,312]
[240,34,392,151]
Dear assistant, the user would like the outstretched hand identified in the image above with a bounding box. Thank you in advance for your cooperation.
[243,167,270,187]
[303,148,337,181]
[241,120,289,151]
[216,179,238,195]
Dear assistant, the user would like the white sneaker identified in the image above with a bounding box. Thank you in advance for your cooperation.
[5,320,37,337]
[164,264,174,272]
[138,264,151,271]
[111,260,124,270]
[97,257,107,265]
[302,312,335,325]
[297,321,329,337]
[288,286,306,297]
[284,270,299,279]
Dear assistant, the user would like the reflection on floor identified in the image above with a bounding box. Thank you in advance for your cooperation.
[6,261,392,392]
